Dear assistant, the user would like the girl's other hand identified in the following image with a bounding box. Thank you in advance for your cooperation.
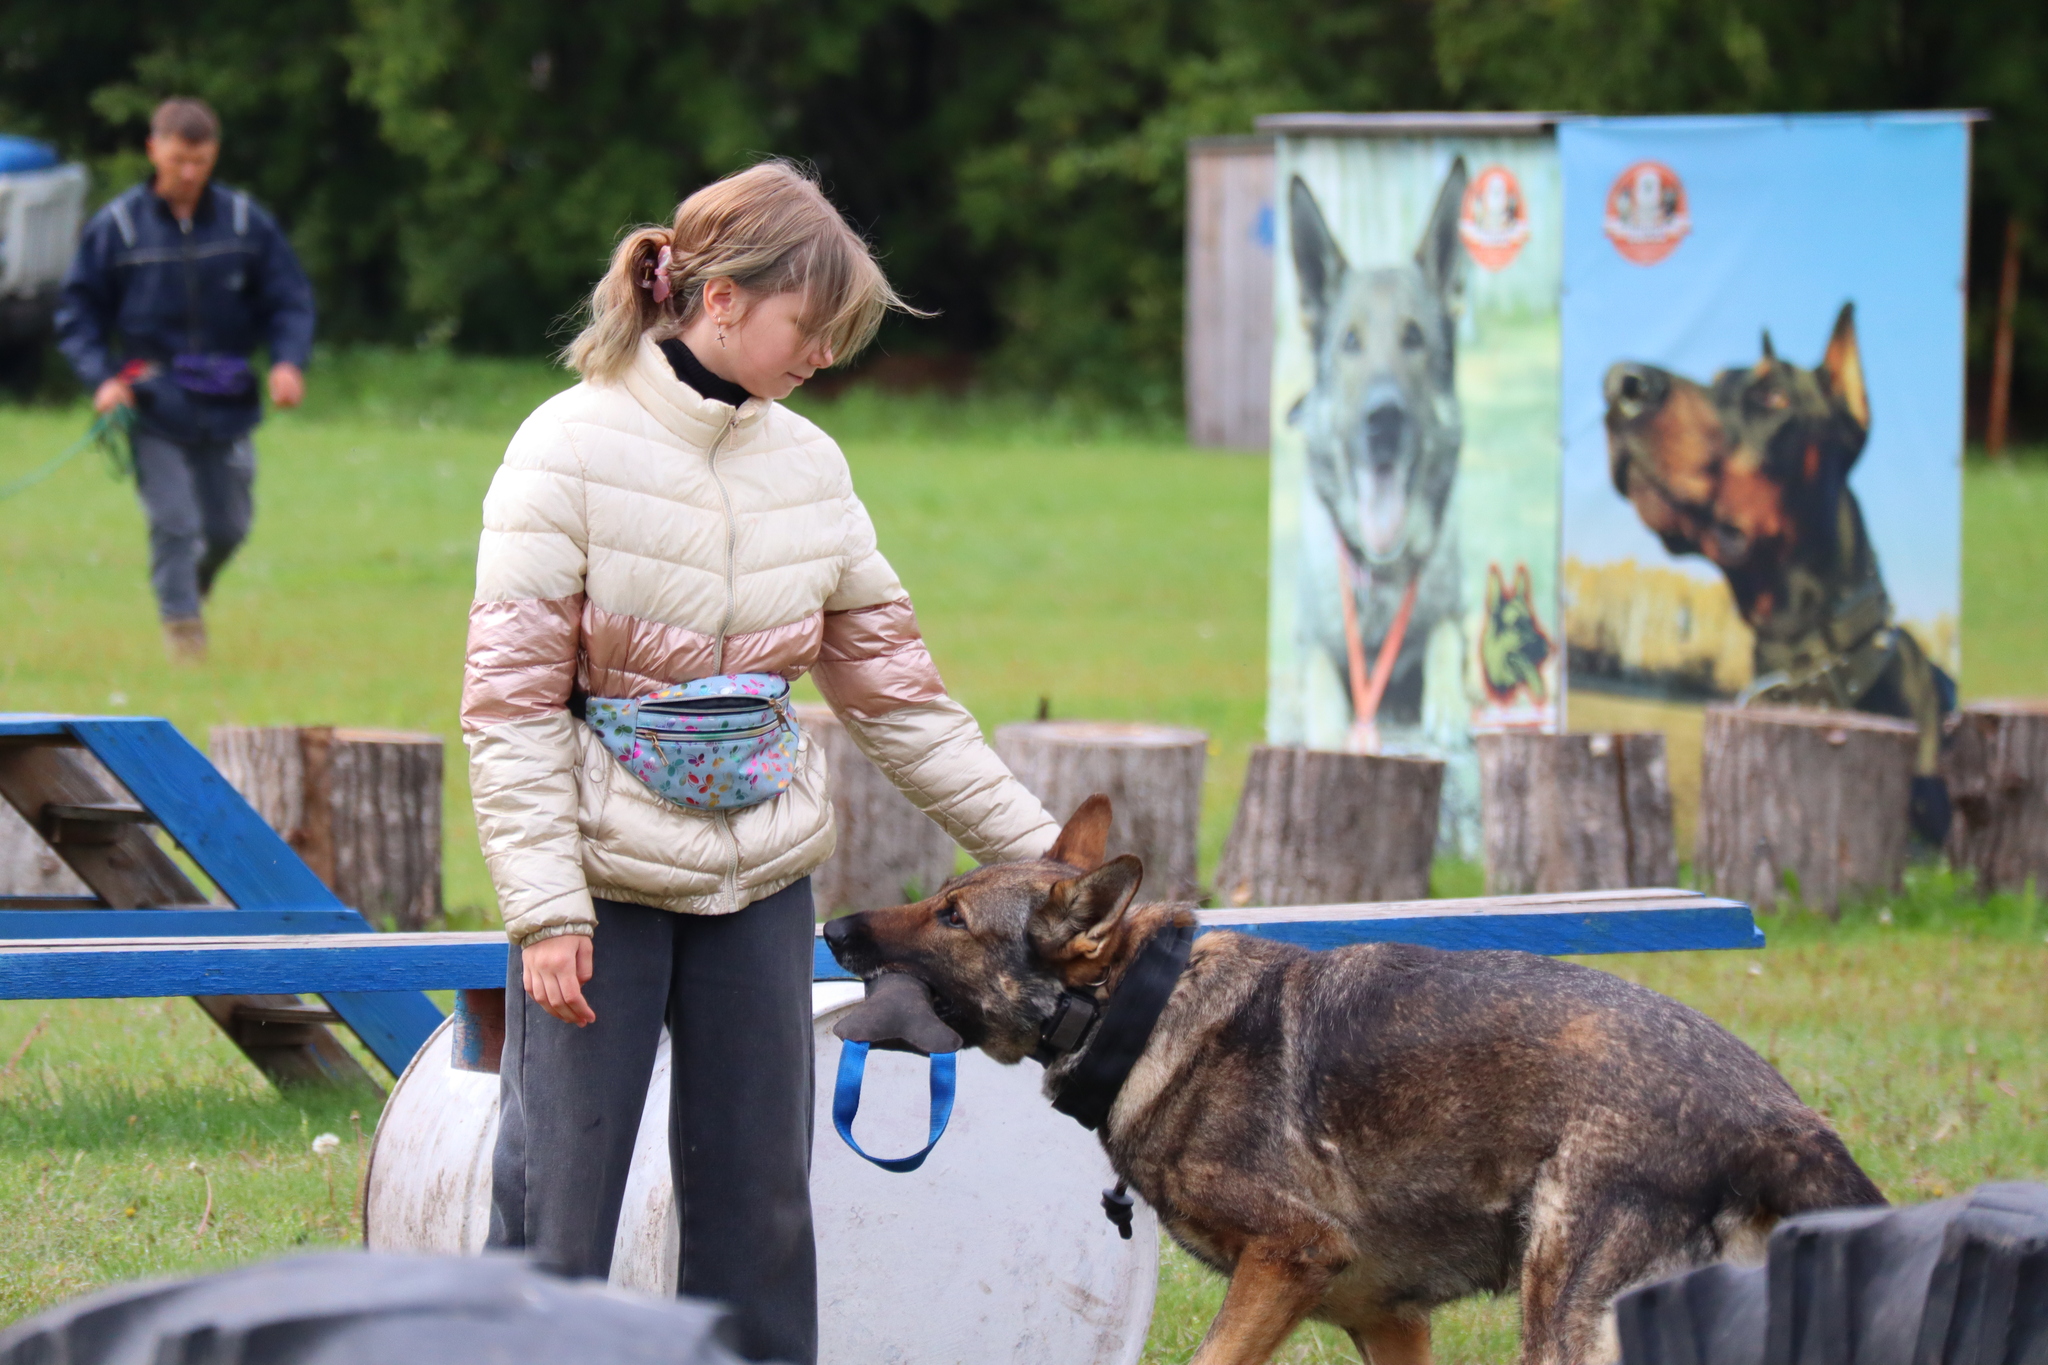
[523,934,596,1026]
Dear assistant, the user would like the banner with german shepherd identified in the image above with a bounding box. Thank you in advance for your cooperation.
[1558,115,1970,823]
[1268,133,1564,851]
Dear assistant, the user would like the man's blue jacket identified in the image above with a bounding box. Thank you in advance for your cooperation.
[54,179,315,443]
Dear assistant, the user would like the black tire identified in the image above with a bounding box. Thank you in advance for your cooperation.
[1617,1183,2048,1365]
[0,1251,767,1365]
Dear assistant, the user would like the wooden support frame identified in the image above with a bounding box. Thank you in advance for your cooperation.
[0,716,445,1081]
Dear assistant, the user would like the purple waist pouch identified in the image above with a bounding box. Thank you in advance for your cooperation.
[171,353,255,399]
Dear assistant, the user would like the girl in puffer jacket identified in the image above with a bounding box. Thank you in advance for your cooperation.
[462,160,1058,1364]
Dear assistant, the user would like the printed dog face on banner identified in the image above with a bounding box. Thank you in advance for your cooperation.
[1268,134,1564,853]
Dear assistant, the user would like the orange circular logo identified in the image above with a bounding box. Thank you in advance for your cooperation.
[1458,165,1529,272]
[1604,161,1690,265]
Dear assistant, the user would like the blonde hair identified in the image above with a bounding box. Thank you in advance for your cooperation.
[566,160,920,383]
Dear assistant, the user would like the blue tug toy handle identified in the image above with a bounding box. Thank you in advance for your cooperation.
[832,1041,957,1173]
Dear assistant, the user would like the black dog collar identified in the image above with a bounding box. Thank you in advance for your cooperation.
[1041,923,1194,1133]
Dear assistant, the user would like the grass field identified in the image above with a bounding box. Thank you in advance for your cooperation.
[2,355,2045,1356]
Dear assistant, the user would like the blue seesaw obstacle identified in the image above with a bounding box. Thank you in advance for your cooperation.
[0,713,1765,1087]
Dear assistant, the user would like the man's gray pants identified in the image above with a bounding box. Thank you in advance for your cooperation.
[489,882,818,1365]
[131,430,255,621]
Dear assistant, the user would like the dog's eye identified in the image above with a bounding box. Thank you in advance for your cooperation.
[937,902,967,929]
[1340,328,1362,353]
[1401,321,1426,352]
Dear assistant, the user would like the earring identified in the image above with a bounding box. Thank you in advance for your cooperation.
[717,329,727,349]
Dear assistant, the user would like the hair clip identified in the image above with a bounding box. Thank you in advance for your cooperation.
[646,244,672,303]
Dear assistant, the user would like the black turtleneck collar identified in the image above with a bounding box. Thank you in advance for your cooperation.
[658,338,754,407]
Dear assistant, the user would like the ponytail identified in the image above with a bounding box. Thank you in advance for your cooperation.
[564,226,674,383]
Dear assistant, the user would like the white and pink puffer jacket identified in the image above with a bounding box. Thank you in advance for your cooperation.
[462,336,1058,946]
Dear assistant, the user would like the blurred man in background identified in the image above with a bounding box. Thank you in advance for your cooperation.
[54,97,315,663]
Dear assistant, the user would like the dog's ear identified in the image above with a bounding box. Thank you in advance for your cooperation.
[1030,855,1144,963]
[1515,562,1533,602]
[1820,302,1870,431]
[1486,563,1503,615]
[1416,157,1469,320]
[1046,794,1113,871]
[1289,175,1346,349]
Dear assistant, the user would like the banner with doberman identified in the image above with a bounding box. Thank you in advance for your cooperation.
[1267,132,1564,852]
[1557,114,1971,843]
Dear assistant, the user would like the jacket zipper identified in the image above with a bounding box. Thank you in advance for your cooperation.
[708,412,738,672]
[180,216,200,353]
[706,410,742,912]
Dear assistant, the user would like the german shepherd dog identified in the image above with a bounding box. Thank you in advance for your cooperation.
[824,798,1883,1365]
[1289,162,1468,747]
[1602,304,1955,837]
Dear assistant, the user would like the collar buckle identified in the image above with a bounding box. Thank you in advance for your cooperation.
[1036,991,1098,1060]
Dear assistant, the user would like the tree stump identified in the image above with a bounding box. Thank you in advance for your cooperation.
[797,705,959,913]
[995,720,1208,902]
[1214,746,1442,908]
[211,726,444,930]
[1943,699,2048,895]
[1478,732,1676,895]
[1696,705,1915,916]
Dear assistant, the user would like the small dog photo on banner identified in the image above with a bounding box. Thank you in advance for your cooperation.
[1558,114,1972,843]
[1267,122,1565,852]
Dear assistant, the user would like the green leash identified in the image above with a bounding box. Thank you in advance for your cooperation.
[0,406,135,502]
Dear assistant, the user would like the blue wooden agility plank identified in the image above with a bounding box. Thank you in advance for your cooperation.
[0,910,369,939]
[1203,906,1764,955]
[810,891,1765,981]
[0,715,447,1074]
[0,934,507,999]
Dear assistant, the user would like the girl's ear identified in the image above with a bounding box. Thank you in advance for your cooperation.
[701,275,740,326]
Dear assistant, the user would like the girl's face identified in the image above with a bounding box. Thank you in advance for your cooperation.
[698,278,835,401]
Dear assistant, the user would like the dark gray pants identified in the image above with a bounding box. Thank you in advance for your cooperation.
[489,883,818,1365]
[131,429,255,621]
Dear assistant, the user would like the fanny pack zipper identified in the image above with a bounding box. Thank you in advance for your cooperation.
[635,719,782,743]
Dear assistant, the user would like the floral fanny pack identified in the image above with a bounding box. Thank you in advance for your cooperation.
[578,673,801,812]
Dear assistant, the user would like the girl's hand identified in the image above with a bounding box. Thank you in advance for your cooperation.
[523,934,596,1026]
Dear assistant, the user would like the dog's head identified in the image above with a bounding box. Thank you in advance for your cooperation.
[1603,303,1870,581]
[1289,160,1469,574]
[822,796,1179,1065]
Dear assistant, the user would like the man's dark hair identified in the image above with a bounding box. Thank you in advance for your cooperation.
[150,98,220,145]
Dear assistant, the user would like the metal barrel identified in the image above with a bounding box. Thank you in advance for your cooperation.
[365,982,1158,1365]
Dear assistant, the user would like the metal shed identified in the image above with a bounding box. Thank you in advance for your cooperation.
[1183,135,1275,451]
